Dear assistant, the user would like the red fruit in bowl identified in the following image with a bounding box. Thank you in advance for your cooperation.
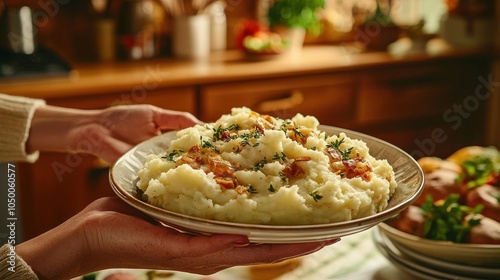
[235,19,268,50]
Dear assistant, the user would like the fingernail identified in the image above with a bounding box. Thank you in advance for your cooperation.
[232,238,250,247]
[324,238,341,246]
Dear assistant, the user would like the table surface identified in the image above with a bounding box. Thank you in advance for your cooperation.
[77,227,421,280]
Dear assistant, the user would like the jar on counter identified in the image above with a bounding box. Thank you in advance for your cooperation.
[209,1,227,52]
[115,0,156,60]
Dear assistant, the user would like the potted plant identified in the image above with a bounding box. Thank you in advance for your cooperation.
[267,0,325,53]
[355,1,401,51]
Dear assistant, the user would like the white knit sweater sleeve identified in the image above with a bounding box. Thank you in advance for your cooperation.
[0,93,46,163]
[0,244,38,280]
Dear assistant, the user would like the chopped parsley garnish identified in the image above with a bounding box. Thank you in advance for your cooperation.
[213,124,240,141]
[212,125,224,140]
[280,119,292,132]
[292,127,304,137]
[239,131,262,147]
[161,149,184,161]
[420,194,483,243]
[228,124,240,130]
[327,138,353,160]
[278,171,288,182]
[253,158,268,171]
[309,191,323,202]
[341,147,354,160]
[200,136,219,153]
[327,138,345,150]
[247,184,257,194]
[273,152,287,162]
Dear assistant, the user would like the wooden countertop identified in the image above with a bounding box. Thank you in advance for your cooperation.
[1,41,494,100]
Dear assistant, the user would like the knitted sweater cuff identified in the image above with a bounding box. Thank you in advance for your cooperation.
[0,93,46,163]
[0,244,38,280]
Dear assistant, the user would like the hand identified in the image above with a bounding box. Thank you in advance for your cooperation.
[27,104,202,163]
[16,197,339,280]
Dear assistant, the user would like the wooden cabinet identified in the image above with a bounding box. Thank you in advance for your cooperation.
[47,86,197,110]
[356,64,466,123]
[352,58,490,159]
[200,58,490,160]
[18,87,196,240]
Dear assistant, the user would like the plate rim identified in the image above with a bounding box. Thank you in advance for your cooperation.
[378,222,500,250]
[393,237,500,276]
[372,227,478,280]
[377,222,500,268]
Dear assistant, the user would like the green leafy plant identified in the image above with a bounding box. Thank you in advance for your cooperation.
[267,0,325,35]
[420,194,483,243]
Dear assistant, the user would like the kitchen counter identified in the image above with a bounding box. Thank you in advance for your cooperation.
[1,41,494,100]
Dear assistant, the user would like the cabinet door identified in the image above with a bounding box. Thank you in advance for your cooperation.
[200,73,356,127]
[18,87,196,240]
[356,64,471,123]
[355,61,489,158]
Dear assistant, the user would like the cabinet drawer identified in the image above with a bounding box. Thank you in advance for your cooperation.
[47,86,197,113]
[201,74,356,126]
[356,64,475,124]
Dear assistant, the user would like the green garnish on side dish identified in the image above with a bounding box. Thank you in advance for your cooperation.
[456,147,500,188]
[420,194,483,243]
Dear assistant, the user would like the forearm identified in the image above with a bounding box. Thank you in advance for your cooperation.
[27,105,100,154]
[15,219,88,280]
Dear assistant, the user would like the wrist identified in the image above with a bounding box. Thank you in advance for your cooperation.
[16,218,90,280]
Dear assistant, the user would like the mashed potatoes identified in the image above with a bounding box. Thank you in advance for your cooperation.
[136,107,397,225]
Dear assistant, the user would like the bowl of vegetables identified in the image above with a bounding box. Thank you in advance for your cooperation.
[377,146,500,267]
[235,19,289,60]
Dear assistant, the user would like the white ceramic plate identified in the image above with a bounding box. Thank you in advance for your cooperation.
[394,239,500,279]
[378,222,500,267]
[372,227,482,280]
[109,125,424,244]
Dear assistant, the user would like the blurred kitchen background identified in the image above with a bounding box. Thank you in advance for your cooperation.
[0,0,499,242]
[0,1,486,60]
